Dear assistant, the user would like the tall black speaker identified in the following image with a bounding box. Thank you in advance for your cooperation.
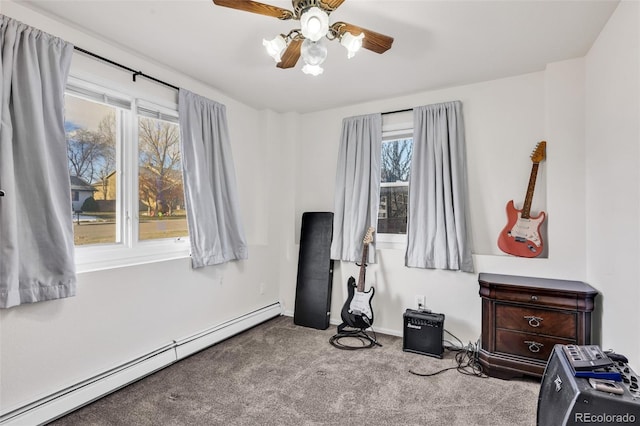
[537,345,640,426]
[294,212,334,330]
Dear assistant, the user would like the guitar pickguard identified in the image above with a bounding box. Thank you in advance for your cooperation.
[498,200,546,258]
[340,277,375,329]
[507,213,544,247]
[349,290,374,321]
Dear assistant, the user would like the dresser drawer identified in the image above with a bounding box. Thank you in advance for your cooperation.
[495,304,577,339]
[495,329,574,362]
[492,288,578,310]
[479,273,597,379]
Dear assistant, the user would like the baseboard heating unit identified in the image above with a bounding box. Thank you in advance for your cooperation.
[0,303,282,426]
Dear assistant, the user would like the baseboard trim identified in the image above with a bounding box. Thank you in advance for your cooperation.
[0,303,283,426]
[282,309,402,337]
[174,303,283,360]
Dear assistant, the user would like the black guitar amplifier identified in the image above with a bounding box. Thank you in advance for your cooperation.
[403,309,445,358]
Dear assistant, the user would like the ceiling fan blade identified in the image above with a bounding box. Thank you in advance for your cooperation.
[277,38,303,69]
[319,0,347,12]
[332,22,394,54]
[212,0,294,20]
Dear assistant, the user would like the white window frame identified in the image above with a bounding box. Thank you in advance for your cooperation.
[67,77,190,273]
[377,122,413,250]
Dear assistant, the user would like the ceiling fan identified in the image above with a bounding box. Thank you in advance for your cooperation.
[212,0,394,76]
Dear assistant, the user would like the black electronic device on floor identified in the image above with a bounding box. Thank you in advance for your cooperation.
[293,212,334,330]
[562,344,614,371]
[402,309,445,358]
[561,344,621,381]
[537,344,640,426]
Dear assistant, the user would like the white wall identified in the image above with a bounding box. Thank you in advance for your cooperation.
[0,2,288,414]
[286,60,589,342]
[585,0,640,364]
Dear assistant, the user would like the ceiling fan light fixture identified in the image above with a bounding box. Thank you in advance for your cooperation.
[301,38,327,66]
[301,38,327,76]
[340,31,364,59]
[302,64,324,76]
[212,0,395,75]
[300,39,327,65]
[263,35,287,63]
[300,6,329,42]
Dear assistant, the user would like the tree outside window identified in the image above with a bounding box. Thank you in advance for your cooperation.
[65,95,118,245]
[138,116,187,241]
[378,138,412,234]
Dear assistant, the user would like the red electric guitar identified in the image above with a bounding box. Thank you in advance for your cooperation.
[497,141,546,258]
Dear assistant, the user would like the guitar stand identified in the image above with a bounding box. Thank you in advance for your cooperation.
[329,323,382,350]
[331,233,379,350]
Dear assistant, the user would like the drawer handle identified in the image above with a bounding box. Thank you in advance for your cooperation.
[524,315,543,328]
[524,340,544,353]
[530,295,538,301]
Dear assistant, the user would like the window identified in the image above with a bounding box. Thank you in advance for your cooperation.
[65,92,121,245]
[377,131,413,239]
[137,104,187,241]
[64,78,189,271]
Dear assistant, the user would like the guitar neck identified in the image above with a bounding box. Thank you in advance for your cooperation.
[357,244,368,292]
[522,163,540,219]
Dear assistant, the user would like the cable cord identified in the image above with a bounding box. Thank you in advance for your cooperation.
[409,329,487,378]
[329,325,382,350]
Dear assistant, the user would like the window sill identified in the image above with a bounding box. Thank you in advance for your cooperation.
[74,238,191,273]
[375,234,407,251]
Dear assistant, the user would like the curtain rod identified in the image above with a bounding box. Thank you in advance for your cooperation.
[73,46,179,91]
[382,108,413,115]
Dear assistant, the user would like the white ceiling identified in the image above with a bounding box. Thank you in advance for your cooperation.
[19,0,619,113]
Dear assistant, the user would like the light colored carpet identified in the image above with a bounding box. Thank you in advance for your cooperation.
[48,316,540,425]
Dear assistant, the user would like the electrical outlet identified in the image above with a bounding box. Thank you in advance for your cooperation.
[414,295,426,310]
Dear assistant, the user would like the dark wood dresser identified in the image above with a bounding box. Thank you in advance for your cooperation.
[478,273,598,380]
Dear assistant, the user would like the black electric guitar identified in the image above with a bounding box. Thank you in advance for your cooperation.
[340,227,375,330]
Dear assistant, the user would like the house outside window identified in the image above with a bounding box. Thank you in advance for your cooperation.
[65,92,120,245]
[70,175,96,212]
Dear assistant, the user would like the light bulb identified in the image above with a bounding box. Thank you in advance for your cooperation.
[262,35,287,63]
[340,32,364,59]
[302,64,324,76]
[300,7,329,42]
[301,39,327,66]
[307,17,321,34]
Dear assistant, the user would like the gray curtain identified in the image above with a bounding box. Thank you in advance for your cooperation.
[331,113,381,263]
[0,16,76,308]
[405,101,473,272]
[178,89,247,268]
